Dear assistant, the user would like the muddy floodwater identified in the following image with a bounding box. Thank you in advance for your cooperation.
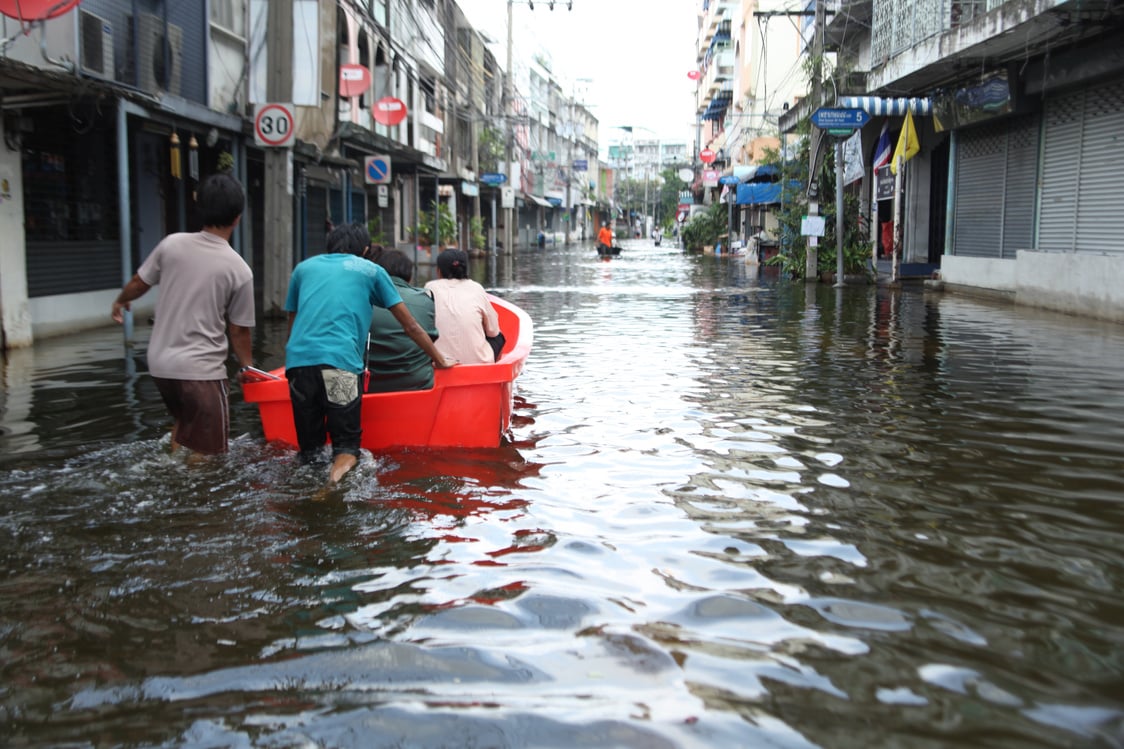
[2,240,1123,747]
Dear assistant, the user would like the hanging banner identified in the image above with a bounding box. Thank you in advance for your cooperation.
[843,131,864,186]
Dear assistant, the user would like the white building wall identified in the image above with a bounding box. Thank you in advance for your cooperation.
[940,253,1124,323]
[0,124,31,348]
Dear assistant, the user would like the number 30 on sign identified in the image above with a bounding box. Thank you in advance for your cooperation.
[254,103,295,148]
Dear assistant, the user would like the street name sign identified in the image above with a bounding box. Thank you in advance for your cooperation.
[810,107,870,137]
[481,172,507,186]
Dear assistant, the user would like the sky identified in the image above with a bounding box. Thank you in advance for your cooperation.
[457,0,700,152]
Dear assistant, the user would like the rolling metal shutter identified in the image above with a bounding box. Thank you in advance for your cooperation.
[953,114,1040,258]
[1039,79,1124,255]
[953,122,1006,258]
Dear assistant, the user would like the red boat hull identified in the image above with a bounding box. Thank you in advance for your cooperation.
[242,295,533,449]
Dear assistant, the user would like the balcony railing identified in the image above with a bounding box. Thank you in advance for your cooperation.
[872,0,1001,63]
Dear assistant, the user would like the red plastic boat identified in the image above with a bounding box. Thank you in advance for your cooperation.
[242,294,533,449]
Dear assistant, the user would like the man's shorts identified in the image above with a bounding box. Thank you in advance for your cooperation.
[286,366,362,462]
[152,377,229,455]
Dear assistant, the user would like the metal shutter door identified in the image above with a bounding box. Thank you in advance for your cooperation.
[953,123,1006,258]
[1075,80,1124,255]
[1001,115,1039,256]
[1038,89,1083,251]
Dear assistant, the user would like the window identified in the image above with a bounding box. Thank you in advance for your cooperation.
[210,0,246,38]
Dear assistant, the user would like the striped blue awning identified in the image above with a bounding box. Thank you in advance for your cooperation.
[839,96,931,116]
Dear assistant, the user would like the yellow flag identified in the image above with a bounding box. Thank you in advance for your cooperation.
[890,110,919,174]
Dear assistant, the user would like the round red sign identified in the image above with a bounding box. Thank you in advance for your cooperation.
[373,97,408,127]
[0,0,79,20]
[687,70,702,81]
[699,148,716,164]
[339,64,371,99]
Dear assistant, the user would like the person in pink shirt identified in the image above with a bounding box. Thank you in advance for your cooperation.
[424,249,501,365]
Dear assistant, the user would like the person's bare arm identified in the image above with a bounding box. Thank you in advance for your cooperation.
[389,303,455,368]
[111,274,152,323]
[228,324,253,373]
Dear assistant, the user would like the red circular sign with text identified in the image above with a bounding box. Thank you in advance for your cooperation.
[373,97,408,126]
[339,64,371,98]
[700,148,716,164]
[687,70,702,81]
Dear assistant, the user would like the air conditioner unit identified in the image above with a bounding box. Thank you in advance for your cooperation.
[128,13,183,96]
[79,10,115,80]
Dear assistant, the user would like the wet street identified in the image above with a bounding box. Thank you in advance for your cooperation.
[2,240,1123,747]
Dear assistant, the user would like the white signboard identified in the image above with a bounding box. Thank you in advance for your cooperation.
[801,215,826,237]
[377,184,388,208]
[501,186,515,209]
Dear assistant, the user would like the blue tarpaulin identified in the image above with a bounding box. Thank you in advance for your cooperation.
[735,179,800,206]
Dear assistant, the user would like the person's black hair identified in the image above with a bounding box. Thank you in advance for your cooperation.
[326,222,371,256]
[374,249,414,282]
[197,173,244,228]
[436,248,469,280]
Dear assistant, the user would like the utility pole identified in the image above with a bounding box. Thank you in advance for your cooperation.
[504,0,515,255]
[805,0,826,282]
[262,0,294,315]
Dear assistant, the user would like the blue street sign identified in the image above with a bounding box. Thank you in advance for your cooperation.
[718,175,740,185]
[810,107,870,131]
[481,172,507,186]
[573,159,588,172]
[366,156,391,184]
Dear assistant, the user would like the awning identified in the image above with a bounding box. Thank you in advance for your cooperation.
[739,164,779,183]
[839,96,932,116]
[702,90,733,121]
[736,180,800,206]
[579,198,596,206]
[526,195,552,207]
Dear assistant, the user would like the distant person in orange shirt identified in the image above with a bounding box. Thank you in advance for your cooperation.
[597,224,613,254]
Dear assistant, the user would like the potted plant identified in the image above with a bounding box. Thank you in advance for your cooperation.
[468,216,487,257]
[411,202,457,249]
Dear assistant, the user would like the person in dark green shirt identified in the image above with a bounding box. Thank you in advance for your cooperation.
[366,250,439,392]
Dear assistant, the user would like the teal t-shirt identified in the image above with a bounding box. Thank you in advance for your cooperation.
[284,254,403,374]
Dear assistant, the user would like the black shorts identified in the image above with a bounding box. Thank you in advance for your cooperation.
[152,377,229,455]
[286,366,362,462]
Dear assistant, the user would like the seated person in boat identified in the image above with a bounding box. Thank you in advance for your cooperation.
[366,250,439,393]
[424,249,501,365]
[284,223,454,485]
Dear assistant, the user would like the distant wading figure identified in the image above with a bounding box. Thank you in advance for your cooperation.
[424,249,501,365]
[110,172,254,456]
[284,224,454,486]
[367,250,440,393]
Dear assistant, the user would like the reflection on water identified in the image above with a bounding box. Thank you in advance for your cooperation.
[2,241,1123,747]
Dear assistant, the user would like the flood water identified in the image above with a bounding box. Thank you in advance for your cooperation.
[2,240,1123,748]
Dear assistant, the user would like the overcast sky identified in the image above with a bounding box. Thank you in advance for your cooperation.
[457,0,700,151]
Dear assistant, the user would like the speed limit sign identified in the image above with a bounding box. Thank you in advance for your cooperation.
[254,103,295,147]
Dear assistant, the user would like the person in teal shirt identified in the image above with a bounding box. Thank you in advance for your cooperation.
[284,224,454,485]
[366,249,439,393]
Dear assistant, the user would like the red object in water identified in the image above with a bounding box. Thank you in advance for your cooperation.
[0,0,80,21]
[243,295,534,450]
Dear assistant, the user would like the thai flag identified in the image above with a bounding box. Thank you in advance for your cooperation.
[872,121,892,171]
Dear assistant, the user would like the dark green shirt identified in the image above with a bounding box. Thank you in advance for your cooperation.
[366,277,438,392]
